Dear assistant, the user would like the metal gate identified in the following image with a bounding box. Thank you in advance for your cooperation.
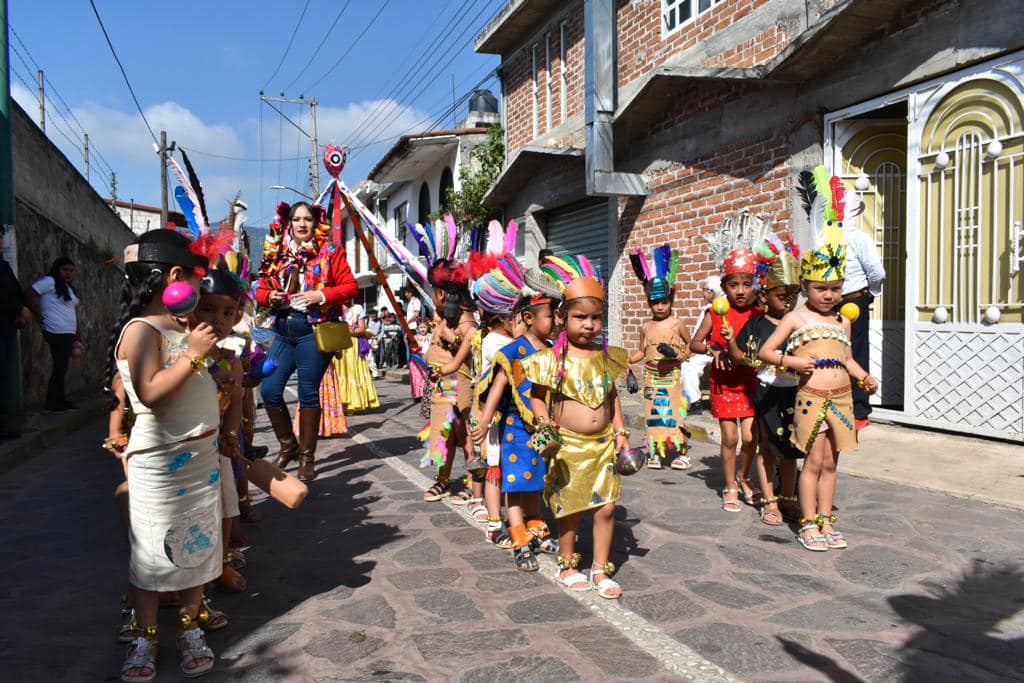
[545,199,611,277]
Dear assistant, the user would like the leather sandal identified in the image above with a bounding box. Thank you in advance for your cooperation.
[721,487,741,512]
[514,546,539,572]
[422,479,450,501]
[759,496,784,526]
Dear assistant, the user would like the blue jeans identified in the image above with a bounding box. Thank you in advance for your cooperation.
[260,312,331,409]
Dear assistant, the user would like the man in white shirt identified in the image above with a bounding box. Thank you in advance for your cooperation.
[366,308,382,378]
[841,229,885,427]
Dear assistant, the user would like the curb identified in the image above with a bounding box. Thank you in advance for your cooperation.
[0,399,106,476]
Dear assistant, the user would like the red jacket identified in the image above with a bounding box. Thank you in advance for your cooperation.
[255,242,358,323]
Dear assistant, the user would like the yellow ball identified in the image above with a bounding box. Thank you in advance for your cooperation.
[839,302,860,322]
[711,296,730,316]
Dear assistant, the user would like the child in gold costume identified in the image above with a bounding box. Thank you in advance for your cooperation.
[522,254,630,600]
[759,166,878,552]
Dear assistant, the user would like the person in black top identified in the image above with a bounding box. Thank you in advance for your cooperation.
[0,226,32,438]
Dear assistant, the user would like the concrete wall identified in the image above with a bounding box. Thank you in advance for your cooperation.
[10,101,137,408]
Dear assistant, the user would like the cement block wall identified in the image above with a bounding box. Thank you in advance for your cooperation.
[9,101,136,408]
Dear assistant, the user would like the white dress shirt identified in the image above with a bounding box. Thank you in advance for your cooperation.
[843,230,885,296]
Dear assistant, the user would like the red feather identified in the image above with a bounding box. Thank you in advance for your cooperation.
[469,252,499,279]
[190,225,236,265]
[449,262,470,287]
[781,232,801,260]
[829,176,846,222]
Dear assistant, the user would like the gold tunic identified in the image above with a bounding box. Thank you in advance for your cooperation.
[520,346,629,518]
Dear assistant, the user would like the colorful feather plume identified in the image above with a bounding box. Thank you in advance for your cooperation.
[167,154,207,235]
[469,218,526,314]
[180,149,208,227]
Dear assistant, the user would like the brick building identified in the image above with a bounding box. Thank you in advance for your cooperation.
[476,0,1024,441]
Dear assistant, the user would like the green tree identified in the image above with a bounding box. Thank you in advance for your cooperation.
[441,125,504,227]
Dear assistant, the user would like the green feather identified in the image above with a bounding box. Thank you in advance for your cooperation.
[812,166,835,222]
[667,249,679,285]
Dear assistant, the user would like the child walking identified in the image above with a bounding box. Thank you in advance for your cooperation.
[691,215,766,512]
[522,254,630,599]
[759,167,878,551]
[724,233,803,525]
[628,245,691,470]
[107,230,222,682]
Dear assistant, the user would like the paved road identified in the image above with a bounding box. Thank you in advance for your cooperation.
[0,379,1021,681]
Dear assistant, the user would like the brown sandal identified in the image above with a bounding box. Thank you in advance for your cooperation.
[759,496,783,526]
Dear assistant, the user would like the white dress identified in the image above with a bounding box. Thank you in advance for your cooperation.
[116,318,223,591]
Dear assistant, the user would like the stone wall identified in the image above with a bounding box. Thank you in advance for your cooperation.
[9,101,136,408]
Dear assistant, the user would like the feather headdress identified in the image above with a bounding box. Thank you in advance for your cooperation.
[629,244,679,303]
[704,210,771,277]
[753,232,801,289]
[469,220,527,315]
[166,151,234,272]
[799,165,850,282]
[535,253,605,302]
[409,213,461,265]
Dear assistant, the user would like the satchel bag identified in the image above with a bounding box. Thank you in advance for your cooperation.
[313,320,353,353]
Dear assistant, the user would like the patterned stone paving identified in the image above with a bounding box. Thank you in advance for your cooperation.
[0,378,1021,681]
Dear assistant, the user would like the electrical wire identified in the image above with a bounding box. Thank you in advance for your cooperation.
[280,0,352,94]
[261,0,311,91]
[302,0,393,92]
[88,0,159,146]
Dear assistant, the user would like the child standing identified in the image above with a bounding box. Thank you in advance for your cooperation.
[724,234,803,525]
[107,230,221,682]
[628,245,691,470]
[522,255,630,599]
[410,320,431,400]
[680,275,722,412]
[691,216,765,512]
[759,167,878,551]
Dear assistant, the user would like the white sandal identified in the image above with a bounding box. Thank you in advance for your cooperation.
[177,626,214,678]
[589,562,622,599]
[556,553,590,592]
[121,634,158,683]
[468,503,489,523]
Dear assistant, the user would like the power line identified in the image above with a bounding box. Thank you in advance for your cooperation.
[280,0,353,94]
[88,0,158,145]
[260,0,311,91]
[303,0,393,93]
[343,0,480,149]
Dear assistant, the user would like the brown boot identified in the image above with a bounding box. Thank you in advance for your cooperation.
[297,406,321,482]
[264,405,298,469]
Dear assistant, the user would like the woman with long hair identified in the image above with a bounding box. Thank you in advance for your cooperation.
[255,201,357,481]
[28,256,81,411]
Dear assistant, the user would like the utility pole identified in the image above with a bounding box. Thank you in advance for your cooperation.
[309,96,319,195]
[259,92,320,196]
[36,68,43,131]
[157,131,175,228]
[83,133,89,182]
[110,171,118,209]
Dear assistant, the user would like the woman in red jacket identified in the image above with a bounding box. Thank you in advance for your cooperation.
[256,201,357,481]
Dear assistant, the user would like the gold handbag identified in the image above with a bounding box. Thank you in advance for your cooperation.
[314,321,353,353]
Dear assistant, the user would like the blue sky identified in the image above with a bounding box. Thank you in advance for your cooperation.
[8,0,502,227]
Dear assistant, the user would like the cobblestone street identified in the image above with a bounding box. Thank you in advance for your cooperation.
[1,379,1021,682]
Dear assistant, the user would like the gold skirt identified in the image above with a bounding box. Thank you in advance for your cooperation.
[791,386,857,454]
[335,344,380,413]
[545,424,620,519]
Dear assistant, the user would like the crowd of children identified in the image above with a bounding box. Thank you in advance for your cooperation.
[102,165,878,680]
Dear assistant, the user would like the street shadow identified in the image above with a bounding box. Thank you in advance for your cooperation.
[887,559,1024,681]
[775,637,865,682]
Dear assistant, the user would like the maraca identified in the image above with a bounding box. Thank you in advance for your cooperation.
[260,357,278,378]
[839,302,860,322]
[711,295,730,316]
[162,282,198,316]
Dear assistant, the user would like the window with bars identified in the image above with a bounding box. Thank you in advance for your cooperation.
[394,201,408,247]
[662,0,725,38]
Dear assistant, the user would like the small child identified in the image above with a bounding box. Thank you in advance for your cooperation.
[680,275,722,412]
[473,289,560,571]
[691,219,764,512]
[195,269,248,593]
[409,320,431,400]
[522,254,630,599]
[628,245,691,470]
[414,217,478,503]
[759,167,878,551]
[724,233,803,526]
[107,230,221,682]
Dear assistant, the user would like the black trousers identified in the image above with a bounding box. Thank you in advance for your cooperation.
[844,295,873,420]
[43,332,75,409]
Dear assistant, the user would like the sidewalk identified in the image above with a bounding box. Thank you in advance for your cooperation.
[621,394,1024,511]
[0,390,107,475]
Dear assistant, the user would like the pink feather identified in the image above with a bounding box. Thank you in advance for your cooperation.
[486,219,504,255]
[496,258,523,287]
[635,248,652,280]
[444,214,458,258]
[577,254,596,279]
[503,220,518,254]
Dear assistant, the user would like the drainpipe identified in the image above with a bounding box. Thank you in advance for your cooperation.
[584,0,648,197]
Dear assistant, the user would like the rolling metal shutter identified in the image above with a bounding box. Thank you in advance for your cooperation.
[545,199,611,278]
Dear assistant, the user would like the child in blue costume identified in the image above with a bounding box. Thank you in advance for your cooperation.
[473,291,560,571]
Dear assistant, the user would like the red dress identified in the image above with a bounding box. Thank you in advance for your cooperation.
[708,305,761,419]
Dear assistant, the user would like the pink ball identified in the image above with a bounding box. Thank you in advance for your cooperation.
[162,282,198,316]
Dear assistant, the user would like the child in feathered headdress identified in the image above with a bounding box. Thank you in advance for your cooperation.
[470,226,561,571]
[722,232,802,526]
[691,211,768,513]
[758,166,878,552]
[627,244,692,470]
[410,215,479,503]
[519,254,631,599]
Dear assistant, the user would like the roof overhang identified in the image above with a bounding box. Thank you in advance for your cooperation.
[368,135,460,184]
[482,144,583,207]
[475,0,563,55]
